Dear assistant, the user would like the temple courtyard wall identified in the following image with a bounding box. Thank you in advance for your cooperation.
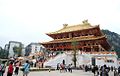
[44,51,118,68]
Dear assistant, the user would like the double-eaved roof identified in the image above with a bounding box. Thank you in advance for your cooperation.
[42,20,111,51]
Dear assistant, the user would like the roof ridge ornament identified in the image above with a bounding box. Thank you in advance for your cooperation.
[63,24,68,28]
[82,20,90,25]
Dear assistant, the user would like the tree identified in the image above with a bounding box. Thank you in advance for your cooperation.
[0,49,4,58]
[13,46,22,57]
[4,50,9,58]
[71,41,78,68]
[0,49,8,59]
[25,47,31,56]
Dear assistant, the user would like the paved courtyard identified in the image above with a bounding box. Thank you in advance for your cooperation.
[4,67,115,76]
[28,70,94,76]
[4,70,94,76]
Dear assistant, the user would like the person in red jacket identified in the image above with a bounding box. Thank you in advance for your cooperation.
[7,62,14,76]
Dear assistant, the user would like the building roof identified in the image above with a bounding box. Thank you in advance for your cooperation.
[47,20,97,35]
[29,43,40,45]
[26,43,44,48]
[9,41,22,44]
[42,36,106,44]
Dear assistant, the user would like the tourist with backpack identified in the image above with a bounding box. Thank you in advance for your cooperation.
[23,60,30,76]
[7,62,14,76]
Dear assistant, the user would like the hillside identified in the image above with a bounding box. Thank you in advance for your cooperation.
[102,30,120,57]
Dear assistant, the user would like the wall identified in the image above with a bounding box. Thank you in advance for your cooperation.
[44,52,118,68]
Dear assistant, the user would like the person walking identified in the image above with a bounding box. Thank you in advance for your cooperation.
[1,61,6,76]
[23,60,30,76]
[7,62,14,76]
[14,61,20,75]
[60,63,64,73]
[92,65,96,76]
[0,64,3,76]
[114,68,118,76]
[118,66,120,75]
[100,65,109,76]
[57,63,60,70]
[68,64,72,73]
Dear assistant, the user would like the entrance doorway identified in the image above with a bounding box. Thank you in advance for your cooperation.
[92,57,96,66]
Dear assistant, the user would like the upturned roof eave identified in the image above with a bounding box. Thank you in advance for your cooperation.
[42,35,106,44]
[46,25,99,35]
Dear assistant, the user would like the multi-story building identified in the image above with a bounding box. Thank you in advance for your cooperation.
[8,41,23,58]
[25,43,45,56]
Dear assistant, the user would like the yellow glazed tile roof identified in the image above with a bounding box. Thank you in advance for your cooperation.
[47,20,97,34]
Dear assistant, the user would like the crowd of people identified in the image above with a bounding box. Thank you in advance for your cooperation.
[0,60,30,76]
[79,64,120,76]
[57,63,73,73]
[55,60,120,76]
[1,58,120,76]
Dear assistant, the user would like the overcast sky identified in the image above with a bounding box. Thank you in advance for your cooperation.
[0,0,120,48]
